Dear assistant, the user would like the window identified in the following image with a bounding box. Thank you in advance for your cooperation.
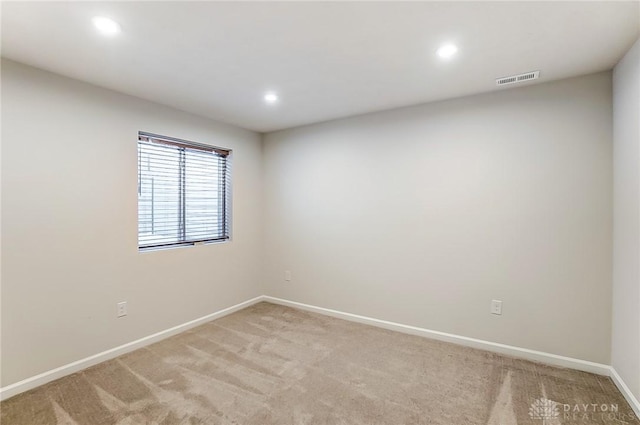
[137,132,231,250]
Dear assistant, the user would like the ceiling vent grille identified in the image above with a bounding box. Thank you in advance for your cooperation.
[496,71,540,86]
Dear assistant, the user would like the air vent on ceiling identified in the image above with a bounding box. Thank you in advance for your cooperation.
[496,71,540,86]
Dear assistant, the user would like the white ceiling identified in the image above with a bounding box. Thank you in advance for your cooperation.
[2,1,639,133]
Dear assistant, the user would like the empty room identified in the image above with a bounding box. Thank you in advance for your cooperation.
[1,1,639,424]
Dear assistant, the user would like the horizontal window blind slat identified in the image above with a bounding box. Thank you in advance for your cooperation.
[138,133,230,250]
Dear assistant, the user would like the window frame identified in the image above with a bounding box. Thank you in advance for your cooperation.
[137,131,232,251]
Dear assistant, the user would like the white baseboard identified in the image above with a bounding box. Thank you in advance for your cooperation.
[265,296,640,414]
[610,367,640,418]
[0,296,264,401]
[4,293,636,415]
[263,296,611,376]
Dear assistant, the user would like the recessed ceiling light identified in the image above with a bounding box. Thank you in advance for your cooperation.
[92,16,121,36]
[437,44,458,60]
[264,92,279,104]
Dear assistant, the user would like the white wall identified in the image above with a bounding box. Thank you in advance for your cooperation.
[612,37,640,401]
[0,59,263,387]
[0,56,622,389]
[263,72,614,364]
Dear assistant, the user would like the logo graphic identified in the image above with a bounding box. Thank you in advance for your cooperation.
[529,398,560,424]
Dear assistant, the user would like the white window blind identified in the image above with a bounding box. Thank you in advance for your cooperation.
[137,132,231,250]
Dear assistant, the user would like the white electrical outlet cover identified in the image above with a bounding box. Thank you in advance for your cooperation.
[117,301,127,317]
[491,300,502,315]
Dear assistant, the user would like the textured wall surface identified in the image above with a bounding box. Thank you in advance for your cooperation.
[1,60,264,386]
[612,37,640,401]
[263,72,614,364]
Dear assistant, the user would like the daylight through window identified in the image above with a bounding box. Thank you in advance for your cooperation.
[137,132,230,250]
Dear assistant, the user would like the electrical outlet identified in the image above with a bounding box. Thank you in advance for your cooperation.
[491,300,502,315]
[284,270,292,282]
[117,301,127,317]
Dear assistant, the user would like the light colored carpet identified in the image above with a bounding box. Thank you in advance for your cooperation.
[1,302,638,425]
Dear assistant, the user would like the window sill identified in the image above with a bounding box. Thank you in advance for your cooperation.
[138,239,230,253]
